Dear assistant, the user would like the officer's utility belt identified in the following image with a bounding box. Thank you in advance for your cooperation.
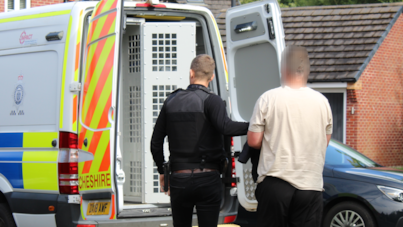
[170,162,219,172]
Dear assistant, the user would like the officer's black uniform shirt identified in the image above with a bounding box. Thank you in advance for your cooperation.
[151,84,249,174]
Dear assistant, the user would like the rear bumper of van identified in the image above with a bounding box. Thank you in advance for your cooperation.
[4,192,80,227]
[5,191,237,227]
[75,212,237,227]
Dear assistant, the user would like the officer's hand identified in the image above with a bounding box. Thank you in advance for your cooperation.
[160,174,170,196]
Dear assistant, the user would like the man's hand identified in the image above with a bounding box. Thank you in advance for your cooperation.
[248,131,264,149]
[159,174,170,196]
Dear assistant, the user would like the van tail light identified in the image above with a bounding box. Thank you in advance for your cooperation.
[224,215,237,224]
[77,225,96,227]
[59,132,78,149]
[58,132,79,194]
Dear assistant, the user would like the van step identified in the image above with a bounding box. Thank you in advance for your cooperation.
[118,207,172,218]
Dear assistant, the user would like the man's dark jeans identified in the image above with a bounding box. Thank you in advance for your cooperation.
[170,171,222,227]
[255,176,323,227]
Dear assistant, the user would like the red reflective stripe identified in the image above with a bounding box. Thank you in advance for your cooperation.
[78,125,87,150]
[98,12,116,39]
[73,96,77,124]
[86,12,116,89]
[84,41,115,129]
[136,3,166,8]
[81,43,114,173]
[82,92,112,174]
[87,18,98,46]
[110,0,118,11]
[99,141,110,172]
[109,194,115,219]
[80,13,116,170]
[75,43,80,71]
[93,0,107,17]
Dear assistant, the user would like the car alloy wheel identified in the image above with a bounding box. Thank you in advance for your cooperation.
[331,210,365,227]
[323,201,375,227]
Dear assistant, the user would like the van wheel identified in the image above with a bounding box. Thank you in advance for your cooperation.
[323,201,375,227]
[0,203,16,227]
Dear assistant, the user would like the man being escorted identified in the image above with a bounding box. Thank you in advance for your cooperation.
[248,46,333,227]
[151,54,248,227]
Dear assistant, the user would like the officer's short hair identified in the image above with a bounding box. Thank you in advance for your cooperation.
[281,46,310,78]
[190,54,215,81]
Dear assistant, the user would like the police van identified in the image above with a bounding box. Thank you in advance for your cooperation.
[0,0,284,226]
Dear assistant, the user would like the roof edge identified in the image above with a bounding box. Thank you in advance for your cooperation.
[353,5,403,82]
[281,2,403,11]
[308,78,356,83]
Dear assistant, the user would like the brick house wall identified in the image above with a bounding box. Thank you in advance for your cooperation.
[346,14,403,166]
[0,0,4,13]
[0,0,62,12]
[31,0,62,8]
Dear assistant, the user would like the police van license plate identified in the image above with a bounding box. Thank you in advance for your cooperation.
[87,202,110,215]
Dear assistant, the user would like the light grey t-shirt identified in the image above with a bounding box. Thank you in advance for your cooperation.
[249,86,332,191]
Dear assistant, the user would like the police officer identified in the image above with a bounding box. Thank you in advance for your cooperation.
[151,54,248,227]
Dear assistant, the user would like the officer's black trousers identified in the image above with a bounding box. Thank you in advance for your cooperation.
[255,176,323,227]
[170,171,222,227]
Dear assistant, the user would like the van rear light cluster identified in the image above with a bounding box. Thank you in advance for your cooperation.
[231,157,236,187]
[59,132,78,149]
[58,132,79,194]
[230,137,236,187]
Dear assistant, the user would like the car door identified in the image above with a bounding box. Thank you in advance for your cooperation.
[78,0,123,220]
[226,0,285,211]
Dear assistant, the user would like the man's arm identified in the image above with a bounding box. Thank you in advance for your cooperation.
[150,105,167,175]
[248,131,264,149]
[205,95,249,136]
[325,99,333,147]
[248,95,267,149]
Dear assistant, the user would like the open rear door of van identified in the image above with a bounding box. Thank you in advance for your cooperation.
[78,0,123,220]
[226,0,285,211]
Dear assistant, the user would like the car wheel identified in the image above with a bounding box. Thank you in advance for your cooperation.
[0,203,16,227]
[323,201,375,227]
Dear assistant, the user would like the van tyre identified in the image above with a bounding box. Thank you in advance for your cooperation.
[323,201,375,227]
[0,203,16,227]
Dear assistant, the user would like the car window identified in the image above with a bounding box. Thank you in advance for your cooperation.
[325,140,381,168]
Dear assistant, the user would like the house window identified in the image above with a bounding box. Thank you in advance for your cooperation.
[6,0,30,12]
[322,93,346,143]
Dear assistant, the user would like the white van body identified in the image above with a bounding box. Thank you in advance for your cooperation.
[0,0,284,226]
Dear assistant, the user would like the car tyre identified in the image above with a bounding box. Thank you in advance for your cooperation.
[0,203,16,227]
[323,201,375,227]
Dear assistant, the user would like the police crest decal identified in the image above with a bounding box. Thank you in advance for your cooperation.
[14,85,24,105]
[10,75,25,116]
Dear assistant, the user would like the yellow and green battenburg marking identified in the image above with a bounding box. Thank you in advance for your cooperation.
[0,10,71,24]
[60,16,74,129]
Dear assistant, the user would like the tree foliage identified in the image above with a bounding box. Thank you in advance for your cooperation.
[240,0,402,7]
